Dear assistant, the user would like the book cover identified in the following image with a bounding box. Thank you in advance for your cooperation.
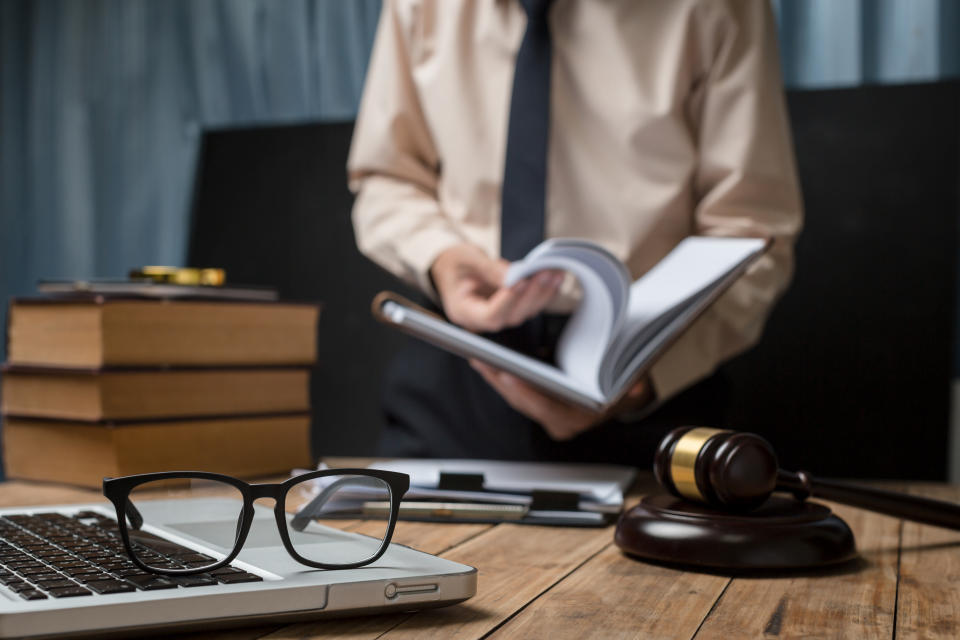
[0,365,311,421]
[2,413,313,488]
[7,297,320,368]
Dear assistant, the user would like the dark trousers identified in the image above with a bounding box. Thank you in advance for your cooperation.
[378,313,730,468]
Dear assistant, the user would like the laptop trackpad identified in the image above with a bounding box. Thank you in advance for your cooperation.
[169,520,283,550]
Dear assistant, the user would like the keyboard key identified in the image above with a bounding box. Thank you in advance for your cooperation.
[5,581,34,592]
[47,586,92,598]
[85,579,136,594]
[75,573,117,584]
[31,573,64,582]
[170,575,218,588]
[113,568,153,578]
[17,566,54,576]
[18,590,48,600]
[125,575,178,590]
[216,572,263,584]
[36,579,77,590]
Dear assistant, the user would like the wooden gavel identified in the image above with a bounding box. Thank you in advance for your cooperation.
[653,427,960,530]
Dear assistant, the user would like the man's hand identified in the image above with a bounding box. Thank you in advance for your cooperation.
[430,243,563,333]
[471,360,653,441]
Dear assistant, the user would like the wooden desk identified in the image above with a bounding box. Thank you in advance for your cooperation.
[1,473,958,638]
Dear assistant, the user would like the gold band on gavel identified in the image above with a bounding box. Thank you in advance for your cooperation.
[669,427,730,501]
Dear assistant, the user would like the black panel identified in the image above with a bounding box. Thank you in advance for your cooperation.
[187,122,408,458]
[723,82,959,480]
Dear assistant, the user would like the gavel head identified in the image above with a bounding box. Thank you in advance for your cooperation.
[653,427,779,510]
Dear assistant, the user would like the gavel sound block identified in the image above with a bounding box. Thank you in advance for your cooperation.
[615,427,860,570]
[618,426,960,570]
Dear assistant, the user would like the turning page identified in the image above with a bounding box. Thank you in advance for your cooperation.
[505,239,630,397]
[601,236,768,396]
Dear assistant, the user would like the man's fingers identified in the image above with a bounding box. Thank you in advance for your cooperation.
[474,365,548,418]
[442,259,566,332]
[464,253,509,294]
[469,359,596,441]
[480,269,564,330]
[478,280,528,330]
[480,258,511,287]
[505,271,563,325]
[449,279,525,332]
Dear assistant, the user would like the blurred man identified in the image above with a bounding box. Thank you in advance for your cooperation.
[347,0,802,464]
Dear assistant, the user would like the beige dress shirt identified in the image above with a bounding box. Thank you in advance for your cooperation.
[347,0,803,403]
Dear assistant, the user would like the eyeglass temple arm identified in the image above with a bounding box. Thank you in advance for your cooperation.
[123,501,144,530]
[290,476,385,532]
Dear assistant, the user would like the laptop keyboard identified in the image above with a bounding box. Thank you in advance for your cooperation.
[0,511,262,601]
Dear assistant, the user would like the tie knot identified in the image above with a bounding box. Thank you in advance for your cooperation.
[520,0,553,21]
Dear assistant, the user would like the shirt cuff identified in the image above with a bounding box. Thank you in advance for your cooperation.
[646,324,719,405]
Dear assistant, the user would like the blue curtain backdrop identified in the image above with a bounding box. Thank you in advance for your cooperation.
[1,0,959,362]
[774,0,960,87]
[0,0,380,348]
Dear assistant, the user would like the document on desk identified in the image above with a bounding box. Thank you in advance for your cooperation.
[294,460,636,526]
[375,459,636,525]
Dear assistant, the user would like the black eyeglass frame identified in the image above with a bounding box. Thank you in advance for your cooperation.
[102,469,410,577]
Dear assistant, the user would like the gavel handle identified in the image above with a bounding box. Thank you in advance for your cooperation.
[777,470,960,531]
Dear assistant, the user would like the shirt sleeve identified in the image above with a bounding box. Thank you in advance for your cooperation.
[346,0,465,297]
[646,0,804,403]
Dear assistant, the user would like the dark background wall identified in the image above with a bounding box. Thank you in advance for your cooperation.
[181,82,960,481]
[1,0,960,477]
[726,83,958,480]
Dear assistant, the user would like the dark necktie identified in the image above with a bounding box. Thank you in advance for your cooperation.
[500,0,554,261]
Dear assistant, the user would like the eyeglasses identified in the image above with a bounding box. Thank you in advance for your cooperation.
[102,469,410,576]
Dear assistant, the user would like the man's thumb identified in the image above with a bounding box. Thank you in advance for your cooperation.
[478,256,510,287]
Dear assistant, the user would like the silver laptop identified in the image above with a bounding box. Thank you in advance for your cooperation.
[0,499,477,639]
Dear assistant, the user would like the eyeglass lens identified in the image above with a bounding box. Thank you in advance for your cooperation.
[285,474,393,565]
[126,478,244,572]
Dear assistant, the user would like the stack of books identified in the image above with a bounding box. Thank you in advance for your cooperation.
[1,295,319,487]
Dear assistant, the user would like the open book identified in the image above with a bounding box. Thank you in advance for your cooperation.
[372,236,770,411]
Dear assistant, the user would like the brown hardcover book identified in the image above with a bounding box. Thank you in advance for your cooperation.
[2,413,313,488]
[6,297,319,368]
[1,366,310,421]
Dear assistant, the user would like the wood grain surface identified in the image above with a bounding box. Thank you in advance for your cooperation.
[895,484,960,639]
[694,504,900,640]
[0,468,958,639]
